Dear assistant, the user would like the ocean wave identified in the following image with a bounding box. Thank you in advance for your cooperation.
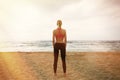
[0,40,120,52]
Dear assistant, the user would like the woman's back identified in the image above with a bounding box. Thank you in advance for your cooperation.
[53,28,66,43]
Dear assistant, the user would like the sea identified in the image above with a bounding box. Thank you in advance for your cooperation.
[0,40,120,52]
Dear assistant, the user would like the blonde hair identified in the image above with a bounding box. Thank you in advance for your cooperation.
[57,20,62,26]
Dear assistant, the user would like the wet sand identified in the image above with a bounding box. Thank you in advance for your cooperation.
[0,52,120,80]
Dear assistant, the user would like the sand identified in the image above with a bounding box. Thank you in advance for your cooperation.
[0,52,120,80]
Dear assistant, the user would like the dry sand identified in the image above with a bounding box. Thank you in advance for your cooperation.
[0,52,120,80]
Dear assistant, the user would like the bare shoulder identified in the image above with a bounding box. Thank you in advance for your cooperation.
[53,29,56,33]
[62,28,66,32]
[62,28,66,31]
[53,29,57,35]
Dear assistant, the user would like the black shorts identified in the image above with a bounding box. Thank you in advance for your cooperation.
[54,43,66,55]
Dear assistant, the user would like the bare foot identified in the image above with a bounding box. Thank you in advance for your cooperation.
[64,73,66,77]
[54,73,57,76]
[53,74,57,80]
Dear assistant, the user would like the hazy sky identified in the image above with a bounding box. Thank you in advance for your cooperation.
[0,0,120,41]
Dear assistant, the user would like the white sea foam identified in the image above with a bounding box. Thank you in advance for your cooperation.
[0,40,120,52]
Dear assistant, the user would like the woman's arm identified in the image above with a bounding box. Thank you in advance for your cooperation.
[52,30,55,47]
[65,30,67,47]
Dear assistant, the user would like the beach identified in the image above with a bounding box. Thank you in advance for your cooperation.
[0,52,120,80]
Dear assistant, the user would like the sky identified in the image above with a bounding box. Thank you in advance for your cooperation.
[0,0,120,41]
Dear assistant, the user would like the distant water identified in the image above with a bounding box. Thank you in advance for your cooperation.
[0,40,120,52]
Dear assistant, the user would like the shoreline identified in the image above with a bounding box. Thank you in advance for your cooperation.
[0,51,120,53]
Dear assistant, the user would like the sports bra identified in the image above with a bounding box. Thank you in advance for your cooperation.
[55,28,64,38]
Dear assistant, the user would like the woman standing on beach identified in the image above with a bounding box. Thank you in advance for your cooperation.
[52,20,67,76]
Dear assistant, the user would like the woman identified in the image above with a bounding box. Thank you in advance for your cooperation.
[52,20,67,76]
